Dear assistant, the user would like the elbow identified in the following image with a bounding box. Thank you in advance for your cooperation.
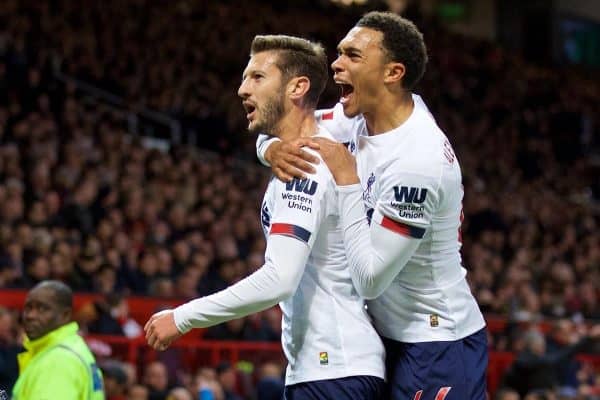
[273,274,299,302]
[351,266,388,299]
[356,284,385,300]
[353,274,386,299]
[273,284,295,302]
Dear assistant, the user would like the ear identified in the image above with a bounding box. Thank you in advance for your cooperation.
[383,62,405,85]
[287,76,311,102]
[61,308,72,324]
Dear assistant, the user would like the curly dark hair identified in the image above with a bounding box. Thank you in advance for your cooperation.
[356,11,428,90]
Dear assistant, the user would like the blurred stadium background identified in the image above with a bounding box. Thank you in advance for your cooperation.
[0,0,598,399]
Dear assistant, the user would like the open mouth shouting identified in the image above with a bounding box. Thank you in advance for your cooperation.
[339,83,354,105]
[243,101,257,122]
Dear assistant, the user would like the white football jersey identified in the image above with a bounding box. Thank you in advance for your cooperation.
[348,100,486,342]
[260,126,385,385]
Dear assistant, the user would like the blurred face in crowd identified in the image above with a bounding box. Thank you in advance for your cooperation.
[22,286,70,340]
[331,27,389,118]
[128,384,149,400]
[144,361,169,391]
[0,308,15,343]
[238,50,286,135]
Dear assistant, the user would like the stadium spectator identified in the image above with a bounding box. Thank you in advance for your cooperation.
[501,326,600,397]
[143,360,170,400]
[128,384,150,400]
[167,387,194,400]
[255,362,285,400]
[0,306,21,393]
[216,362,242,400]
[494,388,520,400]
[101,361,128,400]
[12,280,105,399]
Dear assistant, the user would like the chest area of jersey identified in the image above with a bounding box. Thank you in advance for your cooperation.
[355,146,386,211]
[355,143,429,223]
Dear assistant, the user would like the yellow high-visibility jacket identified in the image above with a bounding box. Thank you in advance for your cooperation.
[12,322,104,400]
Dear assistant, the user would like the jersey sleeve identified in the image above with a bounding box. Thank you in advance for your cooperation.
[268,149,332,248]
[256,134,280,167]
[374,166,440,238]
[336,184,420,299]
[174,153,332,333]
[338,164,438,299]
[337,163,440,299]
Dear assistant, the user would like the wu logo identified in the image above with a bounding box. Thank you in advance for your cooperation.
[286,178,318,195]
[393,186,427,203]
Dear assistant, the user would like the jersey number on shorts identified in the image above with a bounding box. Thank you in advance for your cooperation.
[413,387,451,400]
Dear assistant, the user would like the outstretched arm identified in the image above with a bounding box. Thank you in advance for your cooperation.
[145,155,331,350]
[145,234,311,350]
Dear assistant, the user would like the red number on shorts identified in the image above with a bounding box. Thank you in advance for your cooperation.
[412,387,452,400]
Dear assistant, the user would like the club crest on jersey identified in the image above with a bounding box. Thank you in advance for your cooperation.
[261,202,271,234]
[319,352,329,365]
[362,173,376,203]
[343,140,356,154]
[286,178,318,195]
[393,186,427,204]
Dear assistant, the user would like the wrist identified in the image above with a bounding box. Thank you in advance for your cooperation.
[264,139,281,164]
[334,173,360,186]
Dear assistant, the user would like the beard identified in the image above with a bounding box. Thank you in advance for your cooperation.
[248,89,285,135]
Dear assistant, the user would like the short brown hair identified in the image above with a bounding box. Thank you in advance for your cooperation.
[251,35,328,107]
[356,12,428,90]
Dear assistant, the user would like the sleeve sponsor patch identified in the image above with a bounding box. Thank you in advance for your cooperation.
[379,215,426,239]
[270,223,312,243]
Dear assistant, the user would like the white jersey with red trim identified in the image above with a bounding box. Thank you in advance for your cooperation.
[260,125,385,385]
[350,101,485,342]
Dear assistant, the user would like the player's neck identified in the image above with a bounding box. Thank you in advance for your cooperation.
[274,107,318,141]
[364,91,413,135]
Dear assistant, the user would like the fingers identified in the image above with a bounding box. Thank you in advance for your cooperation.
[145,324,171,351]
[273,167,293,182]
[311,137,337,147]
[272,153,317,181]
[144,313,175,351]
[280,144,319,165]
[285,154,316,174]
[291,137,321,151]
[144,315,155,332]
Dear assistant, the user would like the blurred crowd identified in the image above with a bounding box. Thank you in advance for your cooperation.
[1,303,284,400]
[0,0,598,399]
